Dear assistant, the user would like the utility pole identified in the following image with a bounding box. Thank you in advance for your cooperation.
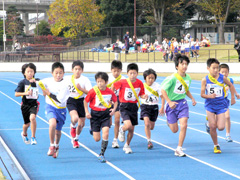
[36,0,40,36]
[3,0,6,52]
[134,0,136,40]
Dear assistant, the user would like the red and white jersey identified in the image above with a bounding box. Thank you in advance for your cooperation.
[113,79,145,103]
[108,73,126,96]
[85,87,117,111]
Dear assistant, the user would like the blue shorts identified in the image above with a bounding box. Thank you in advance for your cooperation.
[205,105,227,115]
[165,99,189,124]
[181,50,185,54]
[225,98,230,108]
[196,46,200,50]
[45,104,67,131]
[191,46,195,50]
[185,48,190,52]
[174,48,178,53]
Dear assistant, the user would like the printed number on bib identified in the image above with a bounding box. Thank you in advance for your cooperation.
[68,85,77,93]
[95,95,112,108]
[124,88,140,101]
[207,84,223,97]
[174,80,189,94]
[25,86,38,99]
[145,95,158,104]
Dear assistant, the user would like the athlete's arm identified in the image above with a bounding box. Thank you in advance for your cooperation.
[224,77,236,105]
[161,89,178,109]
[84,100,91,119]
[159,95,165,116]
[224,77,240,99]
[200,78,216,99]
[186,90,197,106]
[110,101,118,116]
[15,91,31,97]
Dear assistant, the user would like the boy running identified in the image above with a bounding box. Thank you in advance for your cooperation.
[84,72,118,163]
[108,60,125,148]
[140,68,165,149]
[15,63,39,145]
[112,63,148,154]
[201,58,237,153]
[39,62,70,158]
[66,60,92,148]
[161,54,196,157]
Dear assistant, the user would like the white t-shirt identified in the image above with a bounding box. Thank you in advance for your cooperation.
[65,75,92,99]
[184,43,190,49]
[190,41,196,47]
[41,77,70,108]
[179,42,185,50]
[173,41,178,48]
[108,73,126,96]
[195,42,200,47]
[141,82,162,105]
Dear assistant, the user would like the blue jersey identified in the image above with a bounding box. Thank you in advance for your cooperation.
[205,73,227,109]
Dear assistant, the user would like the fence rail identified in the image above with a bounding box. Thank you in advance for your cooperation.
[0,49,239,63]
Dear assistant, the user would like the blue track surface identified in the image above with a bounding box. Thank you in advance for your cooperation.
[1,72,240,180]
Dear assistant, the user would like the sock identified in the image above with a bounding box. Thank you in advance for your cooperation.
[55,144,59,148]
[147,139,151,142]
[100,139,108,156]
[214,144,219,147]
[71,123,76,128]
[75,134,79,140]
[113,138,117,141]
[177,146,182,150]
[50,143,55,147]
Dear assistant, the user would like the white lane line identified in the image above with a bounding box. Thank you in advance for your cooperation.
[0,91,135,180]
[0,136,31,180]
[134,132,240,179]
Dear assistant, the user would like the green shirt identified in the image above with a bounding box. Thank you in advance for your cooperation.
[161,73,191,101]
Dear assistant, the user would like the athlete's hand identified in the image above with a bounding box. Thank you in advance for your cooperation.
[192,98,197,106]
[141,94,148,99]
[76,83,82,90]
[109,108,115,116]
[236,94,240,99]
[159,107,164,116]
[169,101,178,109]
[231,98,236,106]
[29,79,36,83]
[86,112,92,119]
[25,90,32,96]
[209,93,216,99]
[42,89,50,96]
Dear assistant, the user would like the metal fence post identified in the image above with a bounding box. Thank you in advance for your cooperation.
[98,51,99,62]
[148,51,149,62]
[228,49,230,62]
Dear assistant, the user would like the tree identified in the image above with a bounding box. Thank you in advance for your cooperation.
[196,0,240,43]
[48,0,105,39]
[34,20,52,36]
[5,5,24,43]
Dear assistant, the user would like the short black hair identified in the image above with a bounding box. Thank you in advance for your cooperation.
[219,63,229,72]
[52,62,64,72]
[127,63,138,73]
[95,72,109,82]
[143,68,157,80]
[72,60,84,70]
[174,54,190,70]
[22,63,36,78]
[111,60,122,70]
[207,58,219,67]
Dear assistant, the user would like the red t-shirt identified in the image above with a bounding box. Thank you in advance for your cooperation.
[85,87,117,111]
[113,79,145,103]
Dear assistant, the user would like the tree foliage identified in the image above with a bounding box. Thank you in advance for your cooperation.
[5,5,24,41]
[34,20,52,36]
[48,0,105,39]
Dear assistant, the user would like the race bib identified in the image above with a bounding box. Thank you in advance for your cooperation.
[206,84,223,97]
[25,86,38,99]
[68,85,78,96]
[144,94,158,104]
[124,88,140,101]
[95,95,112,108]
[173,80,190,94]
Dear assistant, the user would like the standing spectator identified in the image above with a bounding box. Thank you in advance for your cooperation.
[154,39,159,48]
[163,39,170,62]
[15,40,21,53]
[114,39,121,60]
[234,39,240,62]
[124,31,130,54]
[25,43,33,54]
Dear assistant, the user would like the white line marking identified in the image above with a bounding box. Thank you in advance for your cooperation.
[0,91,135,180]
[0,136,31,180]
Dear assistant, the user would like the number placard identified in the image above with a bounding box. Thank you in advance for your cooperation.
[174,80,189,94]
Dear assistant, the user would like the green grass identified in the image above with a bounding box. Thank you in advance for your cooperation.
[60,44,239,62]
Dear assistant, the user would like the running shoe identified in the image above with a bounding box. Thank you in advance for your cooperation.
[47,146,55,156]
[53,146,59,158]
[147,141,153,149]
[31,137,37,145]
[118,126,125,142]
[21,132,30,144]
[112,139,119,148]
[205,122,210,134]
[226,136,233,142]
[70,126,76,138]
[98,154,106,163]
[123,144,132,154]
[214,145,221,154]
[175,147,186,157]
[72,139,80,148]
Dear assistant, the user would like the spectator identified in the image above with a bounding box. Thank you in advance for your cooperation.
[114,39,121,60]
[153,39,159,48]
[25,43,33,54]
[14,40,21,53]
[201,37,208,47]
[234,39,240,62]
[124,31,130,54]
[163,39,170,62]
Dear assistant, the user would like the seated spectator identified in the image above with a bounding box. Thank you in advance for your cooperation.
[25,43,33,54]
[142,41,148,53]
[149,43,154,52]
[201,37,209,47]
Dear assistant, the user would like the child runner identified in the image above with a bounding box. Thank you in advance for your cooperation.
[84,72,118,163]
[15,63,39,145]
[112,63,148,154]
[195,38,200,57]
[107,60,125,148]
[201,58,237,153]
[190,38,196,58]
[179,39,185,55]
[161,54,196,157]
[140,68,165,149]
[39,62,70,158]
[184,40,190,58]
[66,60,92,148]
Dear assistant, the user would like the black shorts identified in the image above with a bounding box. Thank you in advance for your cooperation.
[67,97,85,118]
[21,103,38,124]
[140,104,159,122]
[90,109,111,132]
[119,103,138,126]
[111,96,120,112]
